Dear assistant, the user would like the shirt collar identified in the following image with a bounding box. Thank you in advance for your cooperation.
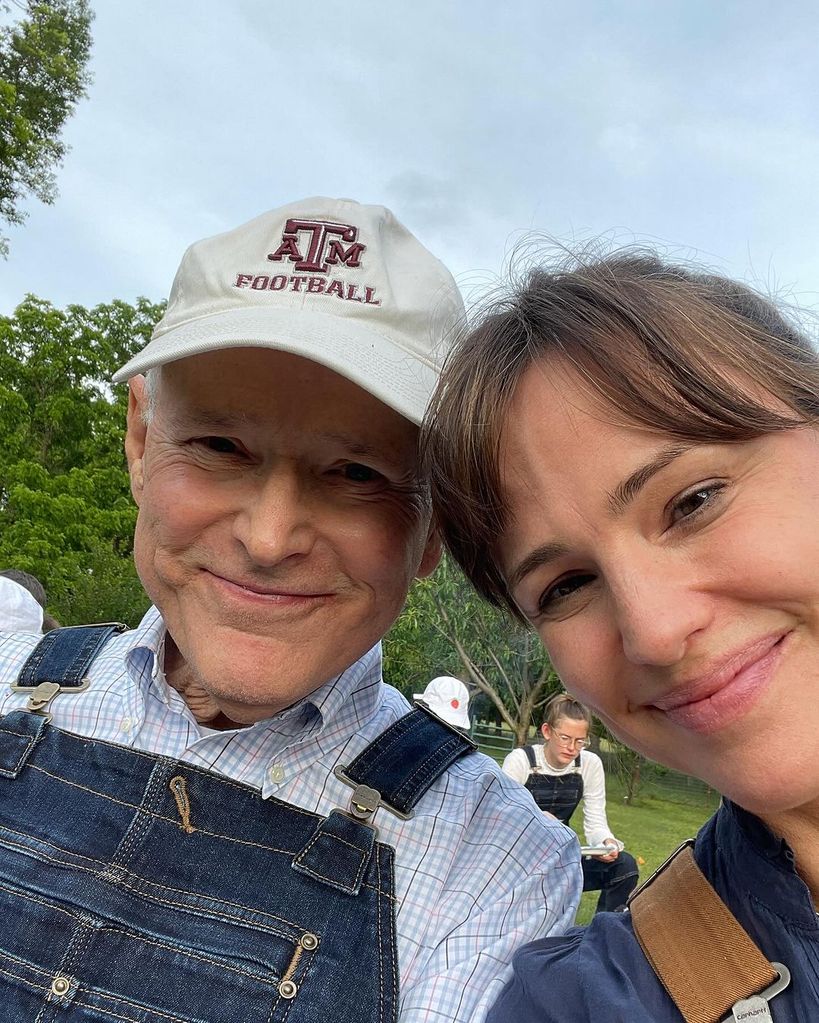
[123,605,385,735]
[709,799,818,928]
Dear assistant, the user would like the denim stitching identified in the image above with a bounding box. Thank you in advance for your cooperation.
[109,869,310,936]
[27,755,323,822]
[0,962,47,995]
[384,848,399,1021]
[0,734,34,777]
[102,926,282,984]
[349,714,428,774]
[392,736,461,802]
[0,878,82,921]
[0,840,307,939]
[72,992,194,1023]
[375,846,385,1022]
[0,815,394,908]
[294,827,369,893]
[2,948,55,979]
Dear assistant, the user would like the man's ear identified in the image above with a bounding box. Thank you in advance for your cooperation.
[125,376,148,505]
[416,526,443,579]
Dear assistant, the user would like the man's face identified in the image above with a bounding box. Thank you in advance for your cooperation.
[125,347,440,723]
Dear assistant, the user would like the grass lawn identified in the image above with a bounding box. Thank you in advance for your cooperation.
[569,776,717,924]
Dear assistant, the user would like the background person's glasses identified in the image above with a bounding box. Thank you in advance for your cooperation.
[554,734,588,749]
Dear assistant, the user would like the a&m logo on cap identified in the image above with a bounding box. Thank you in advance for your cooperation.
[233,217,380,305]
[267,219,365,273]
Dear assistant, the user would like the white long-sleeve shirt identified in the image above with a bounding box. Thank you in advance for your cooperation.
[502,744,623,850]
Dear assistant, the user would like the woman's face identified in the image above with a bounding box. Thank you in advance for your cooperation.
[497,358,819,814]
[541,715,590,769]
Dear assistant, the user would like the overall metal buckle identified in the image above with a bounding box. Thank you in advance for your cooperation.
[9,679,90,720]
[727,962,790,1022]
[333,765,415,825]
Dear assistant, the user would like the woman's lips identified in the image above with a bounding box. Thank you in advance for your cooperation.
[651,632,789,734]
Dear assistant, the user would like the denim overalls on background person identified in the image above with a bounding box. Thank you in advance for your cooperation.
[0,625,475,1023]
[522,746,638,914]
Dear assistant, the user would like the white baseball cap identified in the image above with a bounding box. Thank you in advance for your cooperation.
[414,676,471,730]
[0,576,44,633]
[113,197,465,425]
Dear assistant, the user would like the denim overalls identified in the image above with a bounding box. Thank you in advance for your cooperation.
[522,746,583,824]
[0,625,475,1022]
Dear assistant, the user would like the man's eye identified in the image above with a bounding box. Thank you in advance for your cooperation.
[341,463,382,484]
[198,436,240,454]
[537,573,595,614]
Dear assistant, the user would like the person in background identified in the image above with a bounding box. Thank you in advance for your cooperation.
[502,693,638,913]
[413,675,472,732]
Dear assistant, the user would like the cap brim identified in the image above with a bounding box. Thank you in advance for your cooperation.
[112,306,437,425]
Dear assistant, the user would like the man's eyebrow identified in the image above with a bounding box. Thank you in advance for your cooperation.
[323,434,388,461]
[507,541,572,593]
[169,409,251,431]
[608,443,695,515]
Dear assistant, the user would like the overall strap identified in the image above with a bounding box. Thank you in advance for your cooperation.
[295,707,476,895]
[523,744,537,769]
[11,623,127,717]
[335,706,476,821]
[629,841,788,1023]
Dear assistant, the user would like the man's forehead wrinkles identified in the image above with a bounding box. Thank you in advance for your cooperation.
[168,407,253,430]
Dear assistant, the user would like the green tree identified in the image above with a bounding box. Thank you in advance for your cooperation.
[0,294,164,625]
[0,0,93,255]
[384,555,561,744]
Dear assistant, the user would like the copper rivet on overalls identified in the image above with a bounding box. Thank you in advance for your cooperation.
[278,979,298,999]
[51,976,71,997]
[299,932,319,950]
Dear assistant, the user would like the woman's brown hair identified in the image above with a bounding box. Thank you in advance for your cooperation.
[542,693,591,730]
[423,249,819,617]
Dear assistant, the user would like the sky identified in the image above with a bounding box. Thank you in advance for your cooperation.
[2,0,819,319]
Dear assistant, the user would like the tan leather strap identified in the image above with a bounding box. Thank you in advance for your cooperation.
[630,843,777,1023]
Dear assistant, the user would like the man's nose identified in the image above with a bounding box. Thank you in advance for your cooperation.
[232,469,317,566]
[607,550,713,668]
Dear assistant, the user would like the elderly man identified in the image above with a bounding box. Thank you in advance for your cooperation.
[0,198,579,1022]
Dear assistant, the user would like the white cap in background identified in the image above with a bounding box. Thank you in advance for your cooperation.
[0,576,44,633]
[414,676,471,730]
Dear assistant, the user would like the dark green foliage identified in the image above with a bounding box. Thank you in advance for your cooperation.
[0,294,164,625]
[384,555,562,744]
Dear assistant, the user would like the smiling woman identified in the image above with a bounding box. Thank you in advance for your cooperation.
[424,251,819,1022]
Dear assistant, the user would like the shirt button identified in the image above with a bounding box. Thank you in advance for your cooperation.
[267,764,285,784]
[120,717,133,734]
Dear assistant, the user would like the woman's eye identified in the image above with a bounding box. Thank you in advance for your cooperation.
[198,436,240,454]
[669,482,725,525]
[537,573,596,614]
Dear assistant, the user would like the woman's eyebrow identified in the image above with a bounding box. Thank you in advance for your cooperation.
[607,443,695,515]
[508,541,572,592]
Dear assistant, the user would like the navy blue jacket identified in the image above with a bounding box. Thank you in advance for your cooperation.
[488,800,819,1022]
